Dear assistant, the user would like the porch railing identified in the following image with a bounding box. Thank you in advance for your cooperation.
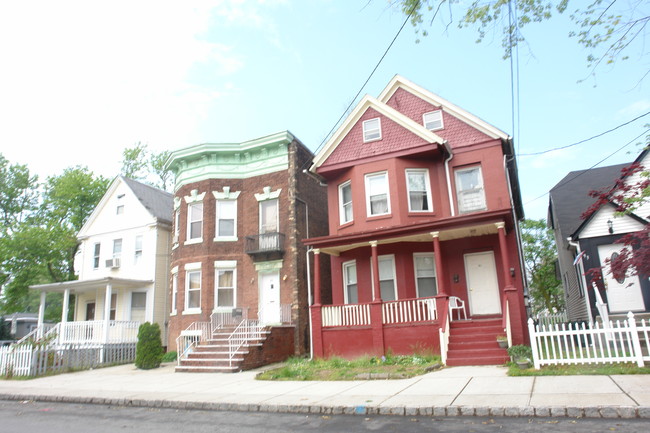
[211,308,249,333]
[382,297,436,324]
[56,321,140,344]
[322,304,371,327]
[176,321,211,365]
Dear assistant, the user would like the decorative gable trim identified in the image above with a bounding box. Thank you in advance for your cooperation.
[378,75,509,141]
[311,95,444,171]
[254,186,281,202]
[212,187,241,200]
[184,189,206,204]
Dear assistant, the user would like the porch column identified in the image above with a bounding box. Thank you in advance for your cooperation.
[370,241,381,301]
[37,291,46,338]
[369,240,385,356]
[103,283,112,345]
[496,222,526,345]
[61,288,70,324]
[313,249,321,306]
[431,232,447,296]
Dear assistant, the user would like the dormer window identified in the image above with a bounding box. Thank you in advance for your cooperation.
[423,110,443,131]
[363,118,381,142]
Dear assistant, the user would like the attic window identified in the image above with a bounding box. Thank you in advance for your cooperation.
[363,118,381,142]
[116,205,124,215]
[423,110,443,131]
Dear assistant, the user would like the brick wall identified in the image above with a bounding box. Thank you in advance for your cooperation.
[239,326,296,371]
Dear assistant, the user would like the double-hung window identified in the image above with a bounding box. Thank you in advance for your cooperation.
[406,169,432,212]
[339,181,353,225]
[343,261,358,304]
[187,202,203,241]
[374,255,396,301]
[215,266,236,308]
[455,166,486,213]
[423,110,443,130]
[93,243,101,269]
[134,235,143,265]
[173,210,180,244]
[216,200,237,239]
[363,118,381,142]
[112,239,122,260]
[259,199,279,251]
[365,172,390,217]
[171,268,178,315]
[185,269,201,312]
[413,253,437,297]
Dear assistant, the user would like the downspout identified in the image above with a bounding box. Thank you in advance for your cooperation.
[306,247,314,360]
[443,141,455,216]
[568,238,593,325]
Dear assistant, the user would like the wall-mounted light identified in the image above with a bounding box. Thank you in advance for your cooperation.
[510,267,516,278]
[453,274,459,283]
[607,219,614,234]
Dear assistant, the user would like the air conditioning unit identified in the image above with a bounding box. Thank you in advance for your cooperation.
[105,257,121,269]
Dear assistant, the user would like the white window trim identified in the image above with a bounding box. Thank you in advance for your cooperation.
[364,171,391,217]
[185,202,204,245]
[370,254,398,301]
[342,260,357,304]
[363,118,382,143]
[455,165,487,214]
[214,262,237,311]
[214,199,238,242]
[338,180,353,225]
[183,268,202,315]
[92,242,101,269]
[413,252,437,298]
[406,168,433,213]
[423,110,444,131]
[171,266,178,316]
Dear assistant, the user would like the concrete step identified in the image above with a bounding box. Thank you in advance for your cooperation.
[175,365,240,373]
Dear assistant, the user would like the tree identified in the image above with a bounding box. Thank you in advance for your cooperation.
[395,1,648,81]
[121,143,172,191]
[135,322,164,369]
[520,218,564,314]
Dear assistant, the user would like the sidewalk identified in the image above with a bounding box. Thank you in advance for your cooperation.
[1,363,649,418]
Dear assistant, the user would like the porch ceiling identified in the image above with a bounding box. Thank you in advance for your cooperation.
[29,277,153,294]
[318,221,500,256]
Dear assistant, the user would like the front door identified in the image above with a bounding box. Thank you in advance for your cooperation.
[464,251,501,315]
[598,244,644,313]
[86,302,96,320]
[259,272,280,324]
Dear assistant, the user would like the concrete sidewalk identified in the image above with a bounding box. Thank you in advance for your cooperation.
[1,363,649,419]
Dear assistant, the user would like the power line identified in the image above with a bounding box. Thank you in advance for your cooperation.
[523,128,650,206]
[519,111,650,157]
[309,2,419,161]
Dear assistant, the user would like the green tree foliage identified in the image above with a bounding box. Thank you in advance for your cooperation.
[395,0,647,80]
[121,143,172,191]
[135,322,164,369]
[0,157,109,320]
[520,218,564,314]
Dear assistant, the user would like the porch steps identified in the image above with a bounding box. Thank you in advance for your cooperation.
[175,327,269,373]
[445,318,510,366]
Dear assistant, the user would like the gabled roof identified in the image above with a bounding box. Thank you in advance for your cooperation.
[378,75,510,141]
[78,176,173,237]
[121,177,173,224]
[310,95,446,171]
[549,163,629,238]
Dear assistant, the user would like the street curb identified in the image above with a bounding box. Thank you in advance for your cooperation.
[1,393,649,419]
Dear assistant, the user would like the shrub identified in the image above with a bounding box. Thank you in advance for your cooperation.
[507,345,533,361]
[135,322,164,369]
[161,351,177,363]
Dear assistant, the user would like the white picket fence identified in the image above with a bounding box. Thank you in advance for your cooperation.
[528,312,650,369]
[0,342,136,377]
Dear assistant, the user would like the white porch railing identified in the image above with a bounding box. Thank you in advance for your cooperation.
[56,321,140,344]
[439,309,451,365]
[228,319,264,366]
[176,321,211,365]
[211,308,248,333]
[322,304,371,327]
[382,297,436,324]
[528,312,650,369]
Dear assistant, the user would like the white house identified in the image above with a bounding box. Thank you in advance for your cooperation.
[29,176,173,345]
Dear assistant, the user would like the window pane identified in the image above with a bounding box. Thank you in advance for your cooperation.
[189,272,201,289]
[218,200,235,218]
[408,172,426,191]
[458,169,480,191]
[417,277,437,297]
[260,200,278,233]
[190,221,202,239]
[113,239,122,255]
[218,219,235,237]
[347,284,358,304]
[217,289,234,307]
[132,292,146,308]
[380,280,395,301]
[341,184,352,203]
[188,290,200,309]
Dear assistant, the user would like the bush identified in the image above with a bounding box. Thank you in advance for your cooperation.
[507,345,533,361]
[161,351,177,363]
[135,322,164,369]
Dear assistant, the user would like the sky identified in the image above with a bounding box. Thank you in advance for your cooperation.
[0,0,648,221]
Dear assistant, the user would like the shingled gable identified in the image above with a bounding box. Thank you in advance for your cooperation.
[378,75,509,141]
[310,94,445,172]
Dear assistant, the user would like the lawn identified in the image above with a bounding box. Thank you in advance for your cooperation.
[256,354,441,381]
[507,362,650,376]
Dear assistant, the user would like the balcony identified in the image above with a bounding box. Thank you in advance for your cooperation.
[245,232,285,260]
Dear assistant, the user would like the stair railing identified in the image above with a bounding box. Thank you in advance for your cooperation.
[438,299,451,365]
[227,319,264,367]
[176,321,210,366]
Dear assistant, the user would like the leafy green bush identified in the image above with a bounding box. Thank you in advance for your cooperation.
[507,345,533,361]
[135,322,164,369]
[161,351,177,363]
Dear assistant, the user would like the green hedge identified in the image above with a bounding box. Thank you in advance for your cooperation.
[135,322,164,369]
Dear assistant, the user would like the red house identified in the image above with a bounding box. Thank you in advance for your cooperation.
[305,76,527,366]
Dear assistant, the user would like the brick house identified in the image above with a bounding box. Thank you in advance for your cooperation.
[166,131,328,371]
[304,76,527,366]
